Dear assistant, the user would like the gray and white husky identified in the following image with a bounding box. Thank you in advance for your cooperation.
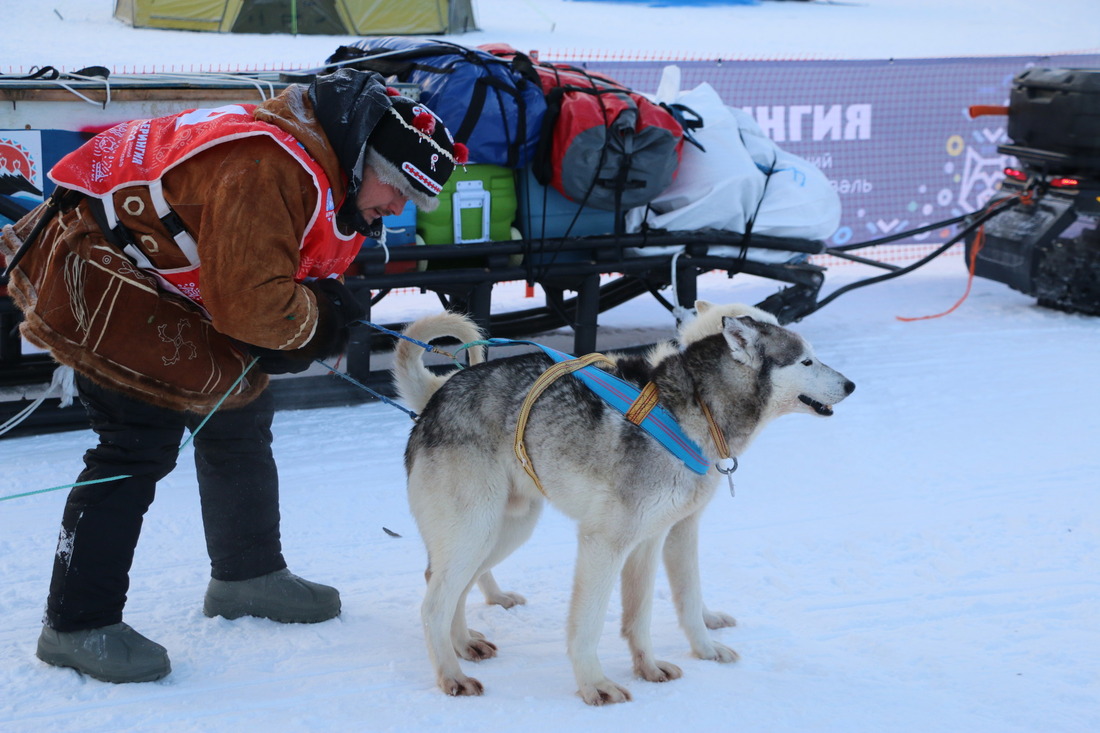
[394,302,854,705]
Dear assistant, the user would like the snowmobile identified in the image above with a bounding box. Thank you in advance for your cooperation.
[966,67,1100,317]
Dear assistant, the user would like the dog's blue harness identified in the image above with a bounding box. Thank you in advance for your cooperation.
[484,338,711,476]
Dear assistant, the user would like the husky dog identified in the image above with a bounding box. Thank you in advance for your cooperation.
[395,304,854,704]
[472,302,782,620]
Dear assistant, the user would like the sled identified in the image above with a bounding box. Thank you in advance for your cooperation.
[2,66,1098,437]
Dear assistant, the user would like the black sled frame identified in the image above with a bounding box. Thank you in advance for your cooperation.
[0,186,1060,438]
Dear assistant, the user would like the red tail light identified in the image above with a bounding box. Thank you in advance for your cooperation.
[1003,167,1028,181]
[1049,177,1080,189]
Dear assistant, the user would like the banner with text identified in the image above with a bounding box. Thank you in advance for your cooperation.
[579,53,1100,248]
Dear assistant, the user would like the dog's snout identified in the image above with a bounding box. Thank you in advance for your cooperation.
[843,379,856,395]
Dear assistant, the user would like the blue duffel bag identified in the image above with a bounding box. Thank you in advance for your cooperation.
[326,38,547,169]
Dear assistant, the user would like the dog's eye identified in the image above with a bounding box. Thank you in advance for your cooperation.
[801,358,814,366]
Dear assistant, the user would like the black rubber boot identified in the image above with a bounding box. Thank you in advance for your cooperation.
[203,569,341,623]
[36,622,171,683]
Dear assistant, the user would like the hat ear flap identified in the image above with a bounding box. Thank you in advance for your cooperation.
[365,147,440,213]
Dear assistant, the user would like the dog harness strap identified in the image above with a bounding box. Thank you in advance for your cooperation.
[484,338,711,476]
[514,352,618,496]
[696,393,739,496]
[696,396,731,461]
[624,382,660,425]
[548,352,711,475]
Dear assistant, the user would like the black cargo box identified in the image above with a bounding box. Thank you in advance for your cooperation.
[1007,68,1100,160]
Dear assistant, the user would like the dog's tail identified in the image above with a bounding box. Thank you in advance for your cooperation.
[393,311,486,414]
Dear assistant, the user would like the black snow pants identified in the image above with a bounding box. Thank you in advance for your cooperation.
[44,373,286,632]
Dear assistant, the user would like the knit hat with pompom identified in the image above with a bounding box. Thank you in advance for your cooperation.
[366,88,468,212]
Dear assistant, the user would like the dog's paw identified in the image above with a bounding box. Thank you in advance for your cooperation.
[703,609,737,630]
[695,641,740,663]
[635,658,683,683]
[458,637,498,662]
[439,674,484,697]
[485,590,527,609]
[578,678,633,706]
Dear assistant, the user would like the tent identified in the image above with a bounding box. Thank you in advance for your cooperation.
[113,0,478,35]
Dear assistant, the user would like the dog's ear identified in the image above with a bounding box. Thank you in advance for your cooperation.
[694,299,715,314]
[722,315,763,367]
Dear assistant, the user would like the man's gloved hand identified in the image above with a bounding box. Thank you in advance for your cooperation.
[247,279,367,375]
[308,277,368,331]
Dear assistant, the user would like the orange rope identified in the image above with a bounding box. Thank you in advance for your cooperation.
[896,193,1030,322]
[895,225,984,322]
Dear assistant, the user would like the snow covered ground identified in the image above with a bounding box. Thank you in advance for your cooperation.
[2,1,1099,732]
[4,259,1099,732]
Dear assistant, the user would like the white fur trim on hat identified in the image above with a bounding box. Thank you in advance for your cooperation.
[366,148,440,212]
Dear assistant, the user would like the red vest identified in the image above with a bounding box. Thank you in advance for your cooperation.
[49,104,363,304]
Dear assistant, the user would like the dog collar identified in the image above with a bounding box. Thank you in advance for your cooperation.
[696,394,739,496]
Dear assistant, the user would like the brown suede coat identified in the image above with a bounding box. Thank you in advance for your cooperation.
[0,86,355,412]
